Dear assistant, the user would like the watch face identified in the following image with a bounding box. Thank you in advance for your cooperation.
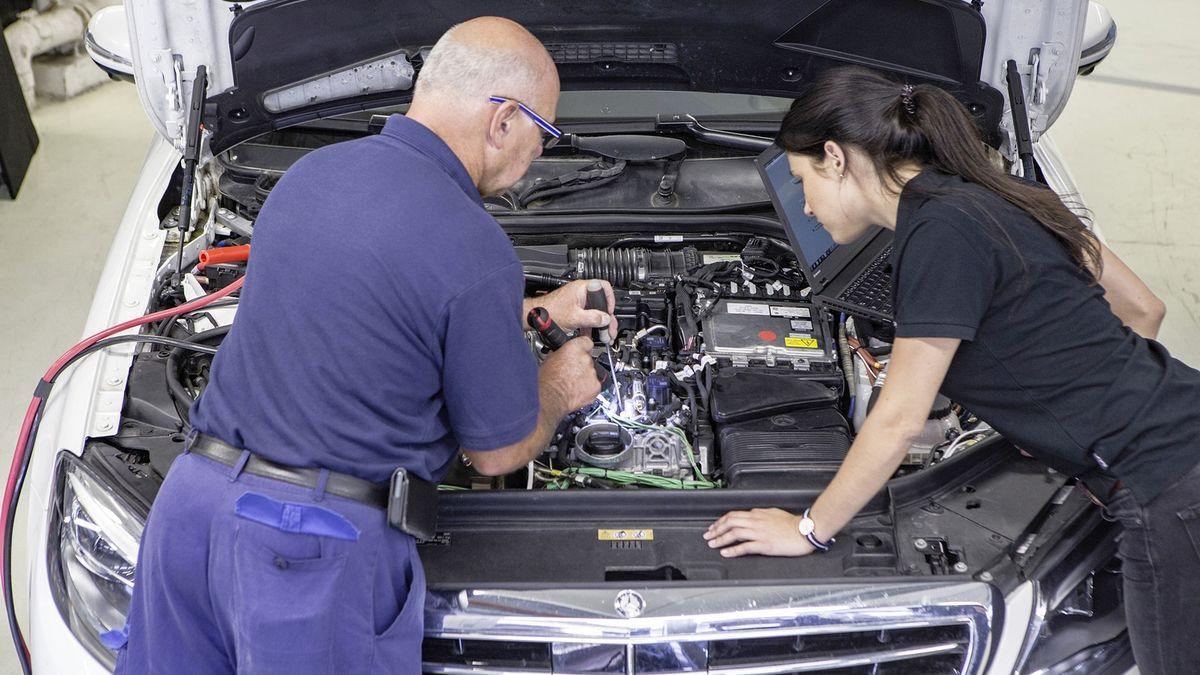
[798,518,815,536]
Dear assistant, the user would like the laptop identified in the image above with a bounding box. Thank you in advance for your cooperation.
[755,144,894,321]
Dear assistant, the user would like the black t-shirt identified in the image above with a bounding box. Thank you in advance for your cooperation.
[892,169,1200,504]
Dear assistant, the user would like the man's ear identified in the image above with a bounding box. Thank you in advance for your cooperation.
[486,101,520,150]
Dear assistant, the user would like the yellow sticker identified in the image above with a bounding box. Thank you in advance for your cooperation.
[598,529,654,541]
[785,336,820,349]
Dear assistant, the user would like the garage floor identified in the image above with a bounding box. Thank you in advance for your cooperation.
[0,0,1196,671]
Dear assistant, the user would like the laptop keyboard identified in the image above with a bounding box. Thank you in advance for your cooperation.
[839,245,894,314]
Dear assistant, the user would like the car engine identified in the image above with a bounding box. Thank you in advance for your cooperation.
[507,236,853,490]
[135,166,993,493]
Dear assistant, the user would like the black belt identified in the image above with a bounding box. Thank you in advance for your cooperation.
[188,434,388,508]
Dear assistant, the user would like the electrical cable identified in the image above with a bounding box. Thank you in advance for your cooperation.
[942,427,995,461]
[3,277,243,673]
[165,325,232,422]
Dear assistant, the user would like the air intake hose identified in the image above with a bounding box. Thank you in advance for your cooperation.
[570,247,700,287]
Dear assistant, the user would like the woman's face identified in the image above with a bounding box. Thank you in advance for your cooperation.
[786,147,880,244]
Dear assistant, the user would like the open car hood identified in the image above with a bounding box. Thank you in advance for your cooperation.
[124,0,1087,158]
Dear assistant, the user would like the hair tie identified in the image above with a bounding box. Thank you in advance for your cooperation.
[901,84,917,117]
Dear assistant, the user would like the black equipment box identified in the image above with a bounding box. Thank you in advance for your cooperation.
[720,410,851,489]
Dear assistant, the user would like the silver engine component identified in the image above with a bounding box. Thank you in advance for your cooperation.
[630,431,690,479]
[574,423,633,469]
[572,423,693,479]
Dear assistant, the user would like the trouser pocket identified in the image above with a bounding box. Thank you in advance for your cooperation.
[1177,503,1200,562]
[231,495,356,674]
[370,535,426,674]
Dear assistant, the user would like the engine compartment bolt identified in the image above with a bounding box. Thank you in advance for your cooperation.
[914,538,928,550]
[979,571,994,582]
[953,562,969,573]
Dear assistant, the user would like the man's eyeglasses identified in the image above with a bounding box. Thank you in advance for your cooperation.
[489,96,563,149]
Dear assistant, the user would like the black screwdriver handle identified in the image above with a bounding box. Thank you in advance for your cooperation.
[584,280,610,343]
[528,307,570,350]
[528,306,610,386]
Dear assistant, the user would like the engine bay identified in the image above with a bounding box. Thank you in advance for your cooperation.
[121,228,990,499]
[107,149,993,497]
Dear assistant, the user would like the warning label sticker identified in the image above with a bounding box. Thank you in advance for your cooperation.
[770,305,811,318]
[785,336,820,349]
[598,529,655,541]
[725,302,771,316]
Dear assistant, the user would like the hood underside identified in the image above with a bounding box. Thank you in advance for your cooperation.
[124,0,1086,157]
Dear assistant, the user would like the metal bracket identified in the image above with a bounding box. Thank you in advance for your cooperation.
[1028,47,1048,106]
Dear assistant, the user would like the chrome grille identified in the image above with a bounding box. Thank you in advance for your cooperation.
[422,582,992,674]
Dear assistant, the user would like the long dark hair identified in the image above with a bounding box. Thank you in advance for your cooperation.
[777,66,1102,277]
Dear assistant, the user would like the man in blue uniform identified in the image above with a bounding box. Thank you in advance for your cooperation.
[115,17,607,674]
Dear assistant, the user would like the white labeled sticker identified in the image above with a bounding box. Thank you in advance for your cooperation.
[703,253,743,264]
[725,302,771,316]
[654,235,684,243]
[770,305,811,318]
[790,319,814,332]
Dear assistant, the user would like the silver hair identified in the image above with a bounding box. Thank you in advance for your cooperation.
[414,23,546,105]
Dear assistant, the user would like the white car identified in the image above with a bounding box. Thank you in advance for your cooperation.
[8,1,1130,673]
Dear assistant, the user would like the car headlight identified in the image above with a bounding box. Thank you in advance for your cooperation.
[1011,518,1133,675]
[50,451,147,668]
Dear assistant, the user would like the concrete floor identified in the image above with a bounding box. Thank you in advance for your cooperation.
[0,0,1195,670]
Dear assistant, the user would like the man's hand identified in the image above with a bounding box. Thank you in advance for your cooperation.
[703,508,815,557]
[525,279,617,341]
[538,336,602,416]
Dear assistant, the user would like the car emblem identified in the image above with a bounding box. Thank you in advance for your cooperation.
[614,590,646,618]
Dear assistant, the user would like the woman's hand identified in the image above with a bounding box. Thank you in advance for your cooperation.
[703,508,816,557]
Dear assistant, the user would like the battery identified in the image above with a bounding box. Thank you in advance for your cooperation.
[700,299,837,371]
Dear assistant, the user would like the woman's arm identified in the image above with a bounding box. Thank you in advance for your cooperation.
[1096,242,1166,339]
[704,336,961,557]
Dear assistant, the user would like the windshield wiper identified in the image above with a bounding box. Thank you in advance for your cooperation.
[656,114,773,151]
[514,159,629,208]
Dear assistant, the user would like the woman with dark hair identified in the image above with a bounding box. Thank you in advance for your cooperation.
[704,66,1199,673]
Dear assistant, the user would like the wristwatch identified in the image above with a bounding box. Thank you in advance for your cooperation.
[798,508,834,552]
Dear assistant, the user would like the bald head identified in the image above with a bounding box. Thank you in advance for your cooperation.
[407,17,561,197]
[414,17,558,108]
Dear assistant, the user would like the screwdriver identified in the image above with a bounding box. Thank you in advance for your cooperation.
[527,307,609,386]
[584,280,622,409]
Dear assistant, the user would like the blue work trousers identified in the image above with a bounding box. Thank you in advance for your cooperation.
[113,451,425,674]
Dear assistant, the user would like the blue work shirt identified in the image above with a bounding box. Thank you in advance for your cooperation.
[190,114,539,484]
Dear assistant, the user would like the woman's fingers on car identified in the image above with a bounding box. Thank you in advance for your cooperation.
[704,508,812,557]
[703,511,753,540]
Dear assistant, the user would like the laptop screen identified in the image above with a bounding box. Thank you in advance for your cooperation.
[759,147,839,274]
[757,144,883,292]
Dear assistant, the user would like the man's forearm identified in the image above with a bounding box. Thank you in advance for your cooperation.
[464,389,568,476]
